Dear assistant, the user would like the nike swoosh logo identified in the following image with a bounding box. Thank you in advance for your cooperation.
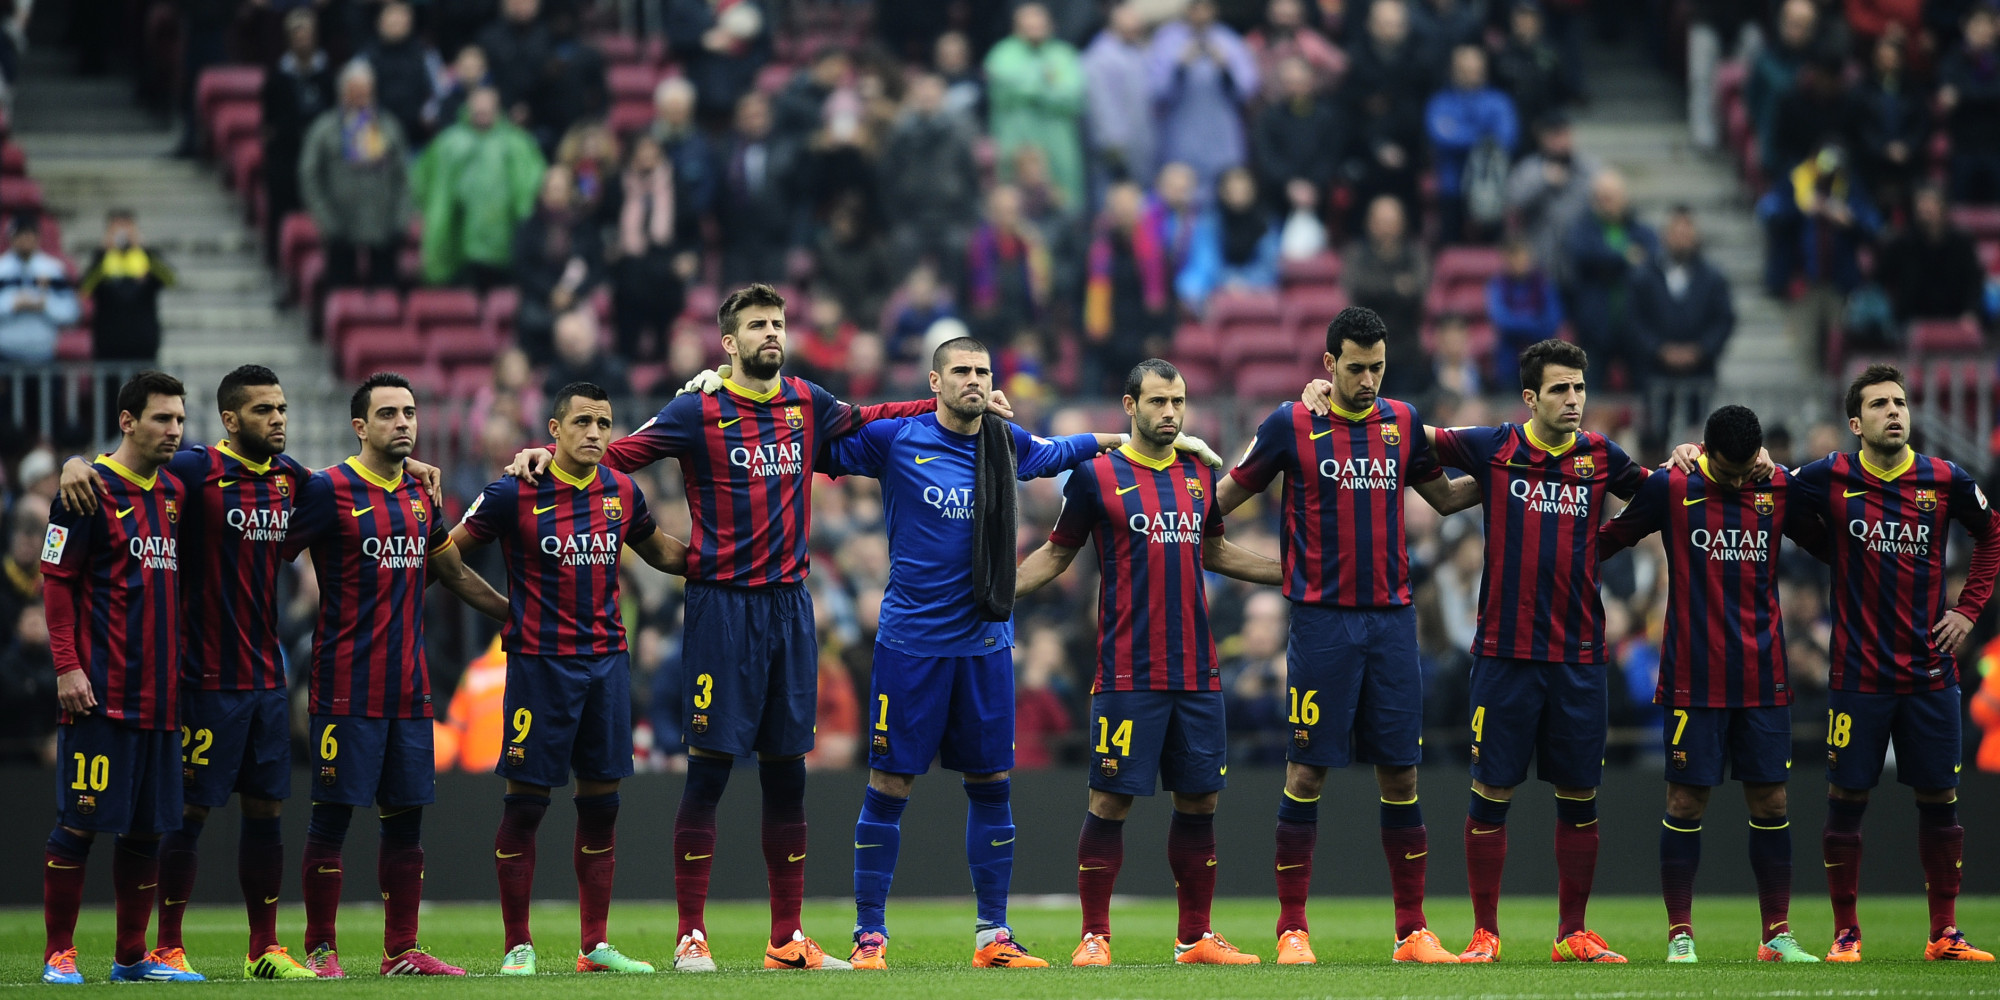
[495,851,523,859]
[116,506,134,518]
[1844,489,1868,498]
[533,504,558,515]
[855,843,883,849]
[47,862,79,869]
[219,479,237,488]
[1309,429,1335,441]
[768,953,807,969]
[1404,852,1428,860]
[1769,921,1786,931]
[138,883,157,890]
[1079,865,1108,871]
[316,866,342,874]
[1470,828,1501,836]
[350,506,374,517]
[580,845,612,855]
[683,853,712,861]
[1682,497,1706,506]
[914,455,938,464]
[787,852,808,862]
[990,838,1015,847]
[1115,485,1140,495]
[264,896,279,905]
[719,417,744,428]
[1205,859,1217,867]
[1957,764,1965,773]
[163,899,186,906]
[1824,861,1842,868]
[1275,864,1305,871]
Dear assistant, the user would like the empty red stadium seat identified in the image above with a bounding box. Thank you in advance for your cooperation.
[1426,282,1489,320]
[1434,246,1505,292]
[1282,287,1350,354]
[0,177,43,213]
[55,328,93,361]
[1279,251,1342,290]
[1980,239,2000,276]
[207,102,260,164]
[196,66,265,125]
[227,139,263,201]
[1173,358,1221,396]
[341,323,424,380]
[425,324,499,367]
[628,363,668,396]
[1908,318,1985,354]
[448,364,494,400]
[1951,206,2000,241]
[324,289,403,351]
[483,286,521,337]
[407,288,482,331]
[608,64,660,102]
[1235,361,1312,401]
[278,212,321,284]
[1171,321,1222,365]
[0,142,24,177]
[608,99,655,137]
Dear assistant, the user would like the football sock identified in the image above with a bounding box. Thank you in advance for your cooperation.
[1076,812,1124,938]
[239,815,284,954]
[378,807,424,955]
[964,780,1014,932]
[853,785,907,937]
[1659,813,1701,938]
[1167,810,1216,943]
[760,760,808,947]
[301,803,352,952]
[574,793,619,952]
[1917,800,1962,940]
[1274,791,1317,935]
[112,836,160,967]
[495,793,549,951]
[43,827,90,963]
[673,755,731,939]
[1748,815,1791,938]
[1380,798,1428,938]
[1554,794,1599,938]
[154,816,201,951]
[1465,790,1511,934]
[1823,796,1865,933]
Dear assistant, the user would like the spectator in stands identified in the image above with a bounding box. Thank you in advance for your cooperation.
[1507,113,1599,284]
[260,8,336,258]
[1148,0,1258,200]
[526,5,609,154]
[540,306,630,400]
[1223,590,1289,764]
[611,135,683,363]
[1770,54,1861,186]
[0,489,47,629]
[717,90,797,285]
[1563,169,1658,389]
[79,210,176,363]
[1429,311,1482,397]
[359,1,439,148]
[554,122,622,224]
[1493,1,1570,134]
[299,61,411,292]
[1343,194,1431,398]
[170,0,235,158]
[1247,0,1346,98]
[773,48,851,148]
[1083,2,1155,195]
[426,43,488,136]
[0,596,54,765]
[934,30,984,124]
[1876,184,1986,327]
[1425,44,1519,244]
[814,197,897,333]
[1013,623,1077,769]
[513,163,605,362]
[1940,5,2000,205]
[1761,144,1881,355]
[1177,166,1280,313]
[885,261,956,364]
[1687,0,1757,151]
[1253,56,1343,218]
[881,72,981,281]
[414,86,546,288]
[0,214,80,364]
[1342,0,1431,227]
[1082,182,1170,394]
[475,0,548,125]
[1148,160,1203,282]
[1485,236,1563,387]
[1748,0,1819,178]
[1630,207,1735,450]
[986,3,1087,212]
[650,77,718,255]
[1012,144,1085,305]
[466,345,545,439]
[1856,35,1931,216]
[964,184,1050,349]
[1410,0,1481,67]
[668,0,771,125]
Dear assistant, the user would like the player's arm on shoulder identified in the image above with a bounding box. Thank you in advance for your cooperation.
[427,536,510,622]
[629,529,689,576]
[1203,534,1283,586]
[448,480,513,556]
[1600,469,1667,558]
[403,457,445,508]
[1780,492,1834,565]
[1015,426,1120,479]
[820,416,897,478]
[57,456,108,515]
[1016,540,1080,596]
[1413,472,1481,515]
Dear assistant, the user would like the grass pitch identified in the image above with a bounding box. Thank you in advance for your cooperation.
[4,895,1996,997]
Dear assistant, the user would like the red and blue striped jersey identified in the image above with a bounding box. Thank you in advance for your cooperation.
[1228,399,1442,608]
[458,463,659,656]
[1433,423,1646,664]
[41,456,184,730]
[1791,450,2000,694]
[1600,463,1828,707]
[165,443,308,691]
[600,378,930,587]
[282,459,445,719]
[1051,446,1224,693]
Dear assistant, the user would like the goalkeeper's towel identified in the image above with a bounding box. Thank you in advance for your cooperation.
[971,411,1018,622]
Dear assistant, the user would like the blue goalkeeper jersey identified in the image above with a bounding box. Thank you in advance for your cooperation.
[824,413,1100,656]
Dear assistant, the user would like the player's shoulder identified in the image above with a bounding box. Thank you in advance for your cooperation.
[164,445,214,478]
[276,454,311,480]
[1376,396,1421,424]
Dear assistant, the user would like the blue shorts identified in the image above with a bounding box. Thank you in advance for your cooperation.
[1826,686,1963,791]
[1468,655,1607,789]
[1088,690,1227,796]
[55,715,182,835]
[182,688,292,807]
[682,583,817,758]
[1662,705,1793,786]
[1285,605,1423,768]
[868,645,1014,776]
[497,652,636,787]
[307,715,435,808]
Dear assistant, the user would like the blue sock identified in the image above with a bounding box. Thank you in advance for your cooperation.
[964,780,1014,931]
[853,786,906,937]
[1380,798,1423,828]
[379,806,422,844]
[307,802,353,846]
[1468,790,1511,827]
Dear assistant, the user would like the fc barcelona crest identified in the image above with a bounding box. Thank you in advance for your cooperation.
[1671,750,1688,771]
[785,405,804,430]
[1293,728,1311,750]
[410,498,426,522]
[1754,492,1775,515]
[1380,423,1402,446]
[1915,488,1938,512]
[277,477,289,497]
[1184,476,1203,499]
[1826,749,1838,768]
[1099,756,1120,778]
[75,794,95,815]
[319,765,337,787]
[164,499,179,524]
[1571,454,1595,478]
[872,733,890,756]
[603,496,623,521]
[505,745,526,765]
[690,712,709,735]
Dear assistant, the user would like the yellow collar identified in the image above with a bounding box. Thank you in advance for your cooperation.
[1860,447,1915,482]
[550,460,597,490]
[722,377,782,403]
[1329,399,1374,423]
[344,457,405,491]
[215,440,273,475]
[1119,443,1177,471]
[97,453,157,491]
[1524,421,1576,458]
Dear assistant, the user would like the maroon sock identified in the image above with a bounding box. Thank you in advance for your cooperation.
[495,795,548,951]
[378,811,425,955]
[674,757,730,939]
[112,837,161,966]
[574,794,618,950]
[1274,793,1317,935]
[1464,815,1508,934]
[300,835,344,952]
[759,760,807,948]
[1553,796,1599,938]
[1166,811,1216,943]
[1917,801,1963,940]
[1379,799,1428,938]
[1823,797,1865,934]
[238,816,284,954]
[1076,813,1124,938]
[43,829,90,963]
[154,820,200,951]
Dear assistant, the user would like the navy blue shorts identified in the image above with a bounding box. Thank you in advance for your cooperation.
[497,652,636,787]
[868,645,1014,776]
[182,688,292,807]
[1826,686,1963,791]
[55,715,182,835]
[307,714,435,808]
[1087,690,1227,796]
[1468,655,1607,789]
[682,583,817,758]
[1662,705,1793,786]
[1285,605,1423,768]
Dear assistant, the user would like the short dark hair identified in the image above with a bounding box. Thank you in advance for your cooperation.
[930,335,989,373]
[1326,306,1388,358]
[1844,363,1907,419]
[118,370,186,422]
[217,364,281,414]
[105,208,135,225]
[551,381,609,419]
[1703,404,1763,464]
[1518,338,1589,392]
[718,282,786,339]
[1122,358,1183,401]
[350,371,414,421]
